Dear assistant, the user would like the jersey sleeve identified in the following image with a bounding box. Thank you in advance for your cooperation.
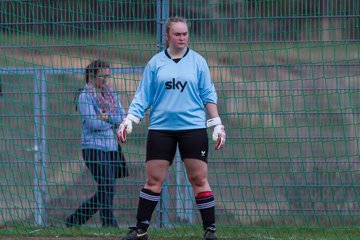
[198,58,218,105]
[128,62,155,119]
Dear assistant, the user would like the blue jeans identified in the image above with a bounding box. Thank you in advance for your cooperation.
[67,148,125,227]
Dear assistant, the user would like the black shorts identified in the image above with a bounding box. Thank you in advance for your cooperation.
[146,129,209,164]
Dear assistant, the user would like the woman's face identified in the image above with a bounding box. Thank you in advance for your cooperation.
[166,22,189,51]
[94,68,110,89]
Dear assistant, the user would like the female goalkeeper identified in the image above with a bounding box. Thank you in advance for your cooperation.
[117,17,226,240]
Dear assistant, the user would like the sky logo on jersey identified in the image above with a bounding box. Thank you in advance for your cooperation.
[165,78,187,92]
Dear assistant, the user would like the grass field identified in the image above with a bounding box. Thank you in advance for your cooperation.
[0,225,360,240]
[0,227,360,240]
[1,31,360,239]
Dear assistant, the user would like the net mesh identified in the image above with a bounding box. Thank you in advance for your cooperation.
[0,0,359,238]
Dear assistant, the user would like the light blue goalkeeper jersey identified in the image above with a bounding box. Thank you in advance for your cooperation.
[128,48,217,130]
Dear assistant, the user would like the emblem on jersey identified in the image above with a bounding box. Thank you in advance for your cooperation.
[165,78,188,92]
[201,151,206,156]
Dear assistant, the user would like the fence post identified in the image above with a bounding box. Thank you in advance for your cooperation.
[33,69,47,226]
[176,149,195,223]
[156,0,169,229]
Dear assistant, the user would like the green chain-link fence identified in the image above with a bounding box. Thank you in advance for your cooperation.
[0,1,359,239]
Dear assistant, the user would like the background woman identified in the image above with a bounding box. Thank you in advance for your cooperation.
[66,59,127,227]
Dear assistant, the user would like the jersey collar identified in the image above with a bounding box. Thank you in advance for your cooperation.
[164,47,190,62]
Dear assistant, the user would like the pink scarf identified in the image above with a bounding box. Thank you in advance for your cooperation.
[85,83,117,114]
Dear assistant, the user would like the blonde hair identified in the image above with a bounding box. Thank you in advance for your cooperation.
[165,17,189,48]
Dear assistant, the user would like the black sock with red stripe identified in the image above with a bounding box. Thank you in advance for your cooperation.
[196,191,215,230]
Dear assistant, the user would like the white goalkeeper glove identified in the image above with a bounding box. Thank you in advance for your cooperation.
[117,114,140,143]
[207,117,226,150]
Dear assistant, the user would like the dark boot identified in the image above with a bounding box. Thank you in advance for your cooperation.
[65,200,98,227]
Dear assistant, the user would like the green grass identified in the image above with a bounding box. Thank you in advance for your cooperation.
[2,31,359,68]
[1,35,360,239]
[0,225,359,239]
